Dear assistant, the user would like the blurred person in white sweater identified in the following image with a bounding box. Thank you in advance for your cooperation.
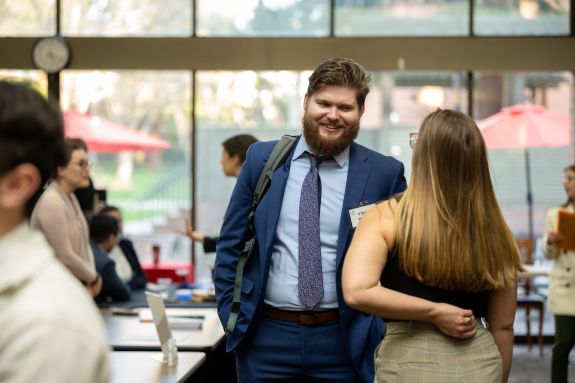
[0,80,109,383]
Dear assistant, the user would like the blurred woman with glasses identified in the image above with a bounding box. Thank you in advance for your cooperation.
[32,138,102,297]
[543,164,575,383]
[343,109,522,382]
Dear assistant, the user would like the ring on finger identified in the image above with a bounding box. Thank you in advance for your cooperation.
[463,316,473,325]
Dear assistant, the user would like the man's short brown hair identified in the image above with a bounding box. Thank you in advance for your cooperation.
[306,57,372,108]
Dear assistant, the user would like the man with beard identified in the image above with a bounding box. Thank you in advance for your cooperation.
[214,57,407,382]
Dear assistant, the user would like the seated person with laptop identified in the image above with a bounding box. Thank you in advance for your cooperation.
[100,205,147,290]
[89,213,131,303]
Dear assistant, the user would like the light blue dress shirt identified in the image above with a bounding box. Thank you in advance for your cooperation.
[264,135,349,310]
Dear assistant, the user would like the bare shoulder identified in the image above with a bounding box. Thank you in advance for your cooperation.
[374,199,397,245]
[374,198,398,220]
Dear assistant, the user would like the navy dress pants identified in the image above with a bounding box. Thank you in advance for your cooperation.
[233,315,361,382]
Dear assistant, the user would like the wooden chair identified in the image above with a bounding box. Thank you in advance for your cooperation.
[516,239,545,356]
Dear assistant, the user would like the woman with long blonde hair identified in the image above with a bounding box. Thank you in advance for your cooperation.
[343,109,522,382]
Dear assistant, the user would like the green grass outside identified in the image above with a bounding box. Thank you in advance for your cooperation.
[92,163,191,223]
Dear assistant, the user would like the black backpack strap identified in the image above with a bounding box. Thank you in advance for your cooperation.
[225,134,297,333]
[248,134,298,231]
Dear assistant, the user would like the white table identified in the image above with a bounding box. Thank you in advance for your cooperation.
[103,307,224,352]
[110,351,205,383]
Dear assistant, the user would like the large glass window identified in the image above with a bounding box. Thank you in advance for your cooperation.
[61,70,192,262]
[3,0,574,38]
[196,0,329,36]
[335,0,468,36]
[360,72,468,178]
[474,0,570,35]
[0,0,56,36]
[473,71,573,239]
[61,0,192,36]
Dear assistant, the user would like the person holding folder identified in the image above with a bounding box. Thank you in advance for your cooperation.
[543,164,575,383]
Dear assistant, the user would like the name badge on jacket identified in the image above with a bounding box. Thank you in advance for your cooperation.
[349,203,375,228]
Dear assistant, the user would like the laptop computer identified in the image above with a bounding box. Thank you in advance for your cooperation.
[146,291,205,364]
[146,292,178,364]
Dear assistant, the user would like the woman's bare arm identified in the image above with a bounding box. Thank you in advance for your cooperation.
[342,202,477,339]
[486,282,517,382]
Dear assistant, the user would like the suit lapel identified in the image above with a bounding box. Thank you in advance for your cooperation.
[337,144,370,267]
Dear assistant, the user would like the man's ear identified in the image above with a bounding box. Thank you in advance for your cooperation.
[303,93,309,110]
[230,154,242,168]
[104,233,117,252]
[0,164,41,209]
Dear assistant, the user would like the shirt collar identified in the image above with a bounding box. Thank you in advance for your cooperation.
[293,134,350,168]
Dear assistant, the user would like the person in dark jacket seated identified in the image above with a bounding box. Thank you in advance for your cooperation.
[89,214,131,303]
[99,205,147,290]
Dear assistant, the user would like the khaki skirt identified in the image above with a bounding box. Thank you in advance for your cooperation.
[375,321,502,383]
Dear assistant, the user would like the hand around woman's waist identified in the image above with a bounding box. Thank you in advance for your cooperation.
[429,302,478,339]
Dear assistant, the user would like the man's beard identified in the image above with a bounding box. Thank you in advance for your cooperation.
[302,113,360,157]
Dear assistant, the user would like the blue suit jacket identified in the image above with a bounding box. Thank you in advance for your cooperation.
[214,137,407,382]
[91,241,131,304]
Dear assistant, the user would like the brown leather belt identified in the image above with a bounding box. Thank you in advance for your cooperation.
[262,305,339,326]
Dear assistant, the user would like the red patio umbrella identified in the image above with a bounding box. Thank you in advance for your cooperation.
[63,110,172,153]
[477,103,570,240]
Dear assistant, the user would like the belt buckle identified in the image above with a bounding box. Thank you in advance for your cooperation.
[297,312,320,326]
[311,312,320,325]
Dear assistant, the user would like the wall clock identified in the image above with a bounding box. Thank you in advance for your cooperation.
[32,36,71,73]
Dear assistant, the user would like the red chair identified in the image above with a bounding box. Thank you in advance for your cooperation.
[142,262,194,284]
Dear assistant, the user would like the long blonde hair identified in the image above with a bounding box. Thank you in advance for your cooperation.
[395,109,522,292]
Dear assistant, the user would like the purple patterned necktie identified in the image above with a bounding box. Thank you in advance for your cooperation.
[298,153,325,309]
